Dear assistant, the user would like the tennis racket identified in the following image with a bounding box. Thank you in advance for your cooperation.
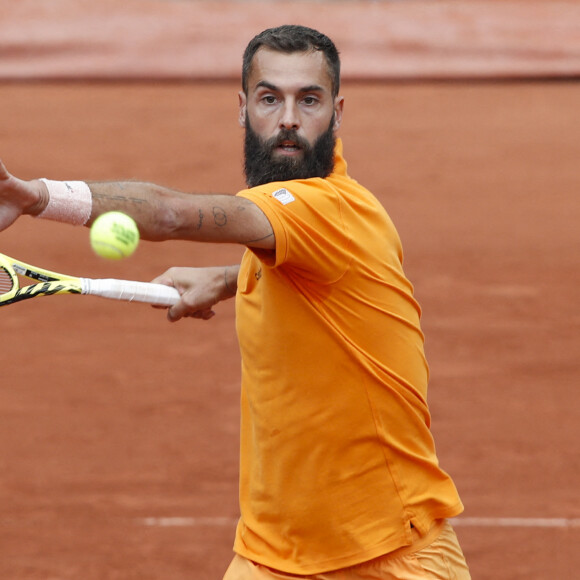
[0,252,180,307]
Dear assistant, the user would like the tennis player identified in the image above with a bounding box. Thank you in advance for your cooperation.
[0,25,471,579]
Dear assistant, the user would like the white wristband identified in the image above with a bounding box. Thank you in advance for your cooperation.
[37,178,92,225]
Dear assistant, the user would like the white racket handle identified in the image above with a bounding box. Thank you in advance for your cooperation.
[81,278,180,306]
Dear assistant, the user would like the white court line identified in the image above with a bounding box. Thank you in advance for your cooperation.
[141,516,238,527]
[452,517,580,528]
[138,516,580,529]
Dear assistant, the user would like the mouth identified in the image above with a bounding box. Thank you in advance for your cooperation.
[275,140,303,156]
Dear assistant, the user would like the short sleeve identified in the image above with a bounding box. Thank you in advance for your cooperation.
[237,179,352,284]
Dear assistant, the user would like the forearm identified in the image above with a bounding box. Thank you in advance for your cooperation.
[35,178,274,249]
[223,264,240,296]
[86,180,200,241]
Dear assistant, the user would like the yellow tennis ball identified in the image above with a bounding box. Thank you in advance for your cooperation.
[90,211,140,260]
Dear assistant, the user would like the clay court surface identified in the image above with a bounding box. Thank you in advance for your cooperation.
[1,3,579,579]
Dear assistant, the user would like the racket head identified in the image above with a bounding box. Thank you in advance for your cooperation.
[0,254,18,298]
[0,252,82,306]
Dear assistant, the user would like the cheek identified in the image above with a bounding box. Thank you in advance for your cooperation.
[304,115,334,141]
[247,113,277,139]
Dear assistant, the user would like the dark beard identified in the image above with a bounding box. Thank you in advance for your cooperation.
[243,116,336,187]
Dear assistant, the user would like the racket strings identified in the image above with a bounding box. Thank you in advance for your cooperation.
[0,266,16,295]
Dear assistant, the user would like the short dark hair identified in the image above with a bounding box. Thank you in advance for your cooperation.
[242,25,341,98]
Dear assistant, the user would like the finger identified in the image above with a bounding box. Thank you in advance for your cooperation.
[166,299,207,322]
[149,272,180,312]
[150,271,176,287]
[0,159,9,180]
[192,309,215,320]
[170,307,215,322]
[167,303,185,322]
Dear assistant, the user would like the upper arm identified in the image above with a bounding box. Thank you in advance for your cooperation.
[229,196,276,250]
[169,193,276,250]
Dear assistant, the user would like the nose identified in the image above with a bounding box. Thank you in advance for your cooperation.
[279,99,300,130]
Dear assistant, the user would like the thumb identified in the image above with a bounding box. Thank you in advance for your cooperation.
[0,159,8,180]
[151,272,174,287]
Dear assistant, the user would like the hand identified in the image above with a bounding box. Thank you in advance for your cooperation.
[0,159,48,231]
[151,266,237,322]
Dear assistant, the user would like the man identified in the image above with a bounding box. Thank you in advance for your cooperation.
[0,25,470,579]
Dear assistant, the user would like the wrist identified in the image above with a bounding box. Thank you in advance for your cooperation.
[223,265,238,297]
[34,178,92,225]
[26,179,50,217]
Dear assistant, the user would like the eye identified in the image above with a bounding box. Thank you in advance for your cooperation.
[261,95,278,105]
[302,95,319,106]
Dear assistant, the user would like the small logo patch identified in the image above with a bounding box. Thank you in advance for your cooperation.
[272,188,295,205]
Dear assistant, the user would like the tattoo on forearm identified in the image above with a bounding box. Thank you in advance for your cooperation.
[92,192,146,205]
[213,206,227,227]
[196,209,204,230]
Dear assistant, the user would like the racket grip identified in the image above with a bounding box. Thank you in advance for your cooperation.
[82,278,180,306]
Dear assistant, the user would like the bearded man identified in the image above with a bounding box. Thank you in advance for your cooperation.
[0,25,470,580]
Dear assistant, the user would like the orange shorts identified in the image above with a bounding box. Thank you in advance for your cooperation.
[223,519,471,579]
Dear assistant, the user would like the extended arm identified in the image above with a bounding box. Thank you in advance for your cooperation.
[0,160,274,250]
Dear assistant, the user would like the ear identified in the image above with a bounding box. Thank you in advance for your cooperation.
[238,91,247,128]
[333,96,344,131]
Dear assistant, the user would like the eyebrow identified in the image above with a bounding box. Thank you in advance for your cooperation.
[255,81,326,94]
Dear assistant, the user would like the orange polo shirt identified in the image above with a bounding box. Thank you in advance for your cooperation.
[233,139,463,574]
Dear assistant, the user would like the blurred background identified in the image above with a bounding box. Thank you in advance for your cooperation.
[1,1,579,579]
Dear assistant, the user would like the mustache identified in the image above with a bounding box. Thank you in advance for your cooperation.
[266,129,311,151]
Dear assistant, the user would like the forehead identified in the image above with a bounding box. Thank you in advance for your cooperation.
[247,48,333,93]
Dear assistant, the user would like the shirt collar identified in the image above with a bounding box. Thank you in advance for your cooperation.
[332,138,348,177]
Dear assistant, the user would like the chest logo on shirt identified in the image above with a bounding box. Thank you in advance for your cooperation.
[272,188,295,205]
